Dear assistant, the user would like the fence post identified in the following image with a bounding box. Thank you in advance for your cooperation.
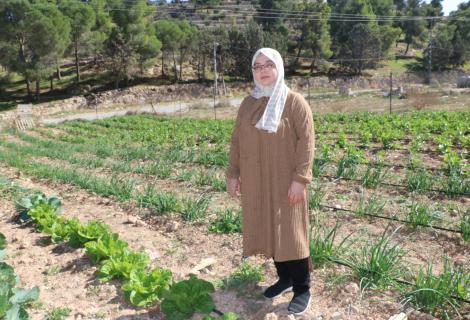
[307,77,311,106]
[389,72,392,114]
[213,42,218,120]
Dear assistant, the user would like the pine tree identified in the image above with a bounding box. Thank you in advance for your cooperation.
[291,0,332,74]
[60,0,96,83]
[0,0,70,100]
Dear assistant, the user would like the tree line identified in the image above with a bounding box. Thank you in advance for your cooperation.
[0,0,469,100]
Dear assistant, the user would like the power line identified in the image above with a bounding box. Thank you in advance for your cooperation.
[156,9,470,22]
[118,1,463,20]
[212,44,394,63]
[156,4,470,21]
[25,0,468,22]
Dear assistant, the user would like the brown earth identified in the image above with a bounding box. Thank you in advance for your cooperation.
[1,160,469,320]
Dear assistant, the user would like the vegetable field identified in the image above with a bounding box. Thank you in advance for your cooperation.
[0,110,469,320]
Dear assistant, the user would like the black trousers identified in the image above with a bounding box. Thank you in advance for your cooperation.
[274,257,310,294]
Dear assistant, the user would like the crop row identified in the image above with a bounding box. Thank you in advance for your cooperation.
[9,189,240,320]
[2,176,469,319]
[37,111,470,156]
[19,127,469,175]
[308,223,470,319]
[6,130,469,197]
[0,138,468,236]
[0,132,469,232]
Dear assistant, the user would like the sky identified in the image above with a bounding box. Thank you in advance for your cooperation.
[438,0,466,15]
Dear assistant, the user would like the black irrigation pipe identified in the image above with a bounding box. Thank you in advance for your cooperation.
[316,135,470,152]
[318,174,470,197]
[350,144,469,156]
[355,161,464,174]
[324,258,470,305]
[316,130,470,139]
[212,308,224,316]
[319,204,463,234]
[316,157,468,175]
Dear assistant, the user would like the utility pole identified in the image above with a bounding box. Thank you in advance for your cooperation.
[213,42,218,120]
[426,19,433,84]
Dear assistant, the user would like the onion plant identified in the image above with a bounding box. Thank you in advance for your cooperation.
[180,193,211,222]
[136,185,180,214]
[313,145,332,177]
[344,229,407,290]
[336,146,364,179]
[407,203,441,229]
[406,168,432,193]
[137,162,172,179]
[442,173,469,197]
[309,223,351,267]
[460,208,470,241]
[361,162,387,189]
[402,258,470,320]
[355,192,386,217]
[308,186,324,211]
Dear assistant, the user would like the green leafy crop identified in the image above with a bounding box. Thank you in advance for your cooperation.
[98,251,150,282]
[0,233,6,262]
[122,267,172,307]
[0,283,39,320]
[15,193,61,222]
[161,276,215,320]
[85,233,129,264]
[69,220,110,248]
[0,237,39,320]
[0,233,6,250]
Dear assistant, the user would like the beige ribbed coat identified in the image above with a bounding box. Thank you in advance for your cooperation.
[226,90,315,262]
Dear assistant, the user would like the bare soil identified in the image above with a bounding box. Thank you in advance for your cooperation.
[1,161,469,320]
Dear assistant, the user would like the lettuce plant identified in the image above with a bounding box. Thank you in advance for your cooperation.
[85,233,129,264]
[15,193,61,222]
[122,267,172,307]
[161,275,215,320]
[69,220,110,248]
[98,251,150,282]
[48,217,81,244]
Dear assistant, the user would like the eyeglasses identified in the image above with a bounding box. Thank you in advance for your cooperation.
[252,62,276,72]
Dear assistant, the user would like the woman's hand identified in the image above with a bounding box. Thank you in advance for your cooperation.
[227,177,241,197]
[288,181,306,205]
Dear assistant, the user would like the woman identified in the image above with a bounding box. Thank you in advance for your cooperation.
[226,48,315,315]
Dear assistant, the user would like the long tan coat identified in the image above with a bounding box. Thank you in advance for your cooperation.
[226,90,315,262]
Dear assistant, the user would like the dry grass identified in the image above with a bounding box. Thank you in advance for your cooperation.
[407,91,441,111]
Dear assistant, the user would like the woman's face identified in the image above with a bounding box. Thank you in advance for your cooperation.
[253,53,278,87]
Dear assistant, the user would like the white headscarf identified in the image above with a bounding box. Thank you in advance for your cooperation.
[251,48,289,133]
